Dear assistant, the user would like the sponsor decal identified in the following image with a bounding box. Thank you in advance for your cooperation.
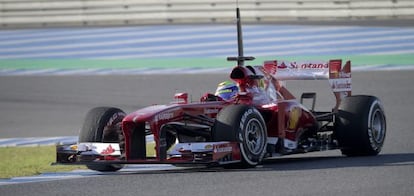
[278,61,328,70]
[78,143,121,155]
[107,112,125,127]
[279,61,287,69]
[101,144,115,155]
[367,101,384,151]
[70,144,78,151]
[265,60,330,80]
[204,144,213,150]
[154,112,174,122]
[287,107,301,130]
[78,143,96,151]
[214,146,233,153]
[213,143,235,161]
[240,109,253,131]
[204,108,219,114]
[330,78,352,92]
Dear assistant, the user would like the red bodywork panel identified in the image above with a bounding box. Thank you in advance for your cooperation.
[56,60,352,166]
[122,102,228,161]
[120,65,318,163]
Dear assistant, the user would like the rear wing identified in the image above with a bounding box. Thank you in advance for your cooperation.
[262,59,351,109]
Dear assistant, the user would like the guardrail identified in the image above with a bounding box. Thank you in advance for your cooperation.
[1,0,414,28]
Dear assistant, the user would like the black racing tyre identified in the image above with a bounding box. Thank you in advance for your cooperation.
[335,95,386,156]
[213,105,267,168]
[79,107,126,172]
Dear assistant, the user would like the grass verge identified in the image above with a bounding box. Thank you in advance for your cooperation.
[0,146,85,179]
[0,143,156,179]
[0,54,413,70]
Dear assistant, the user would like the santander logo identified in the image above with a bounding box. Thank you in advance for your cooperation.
[101,145,115,155]
[277,61,328,69]
[278,62,288,69]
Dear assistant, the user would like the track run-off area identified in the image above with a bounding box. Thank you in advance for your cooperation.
[0,24,414,75]
[1,23,414,195]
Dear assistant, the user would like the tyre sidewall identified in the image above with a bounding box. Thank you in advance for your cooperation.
[238,107,267,166]
[366,100,386,153]
[79,107,125,143]
[335,96,386,156]
[214,105,267,167]
[79,107,126,171]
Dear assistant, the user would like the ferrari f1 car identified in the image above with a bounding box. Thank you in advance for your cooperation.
[55,8,386,171]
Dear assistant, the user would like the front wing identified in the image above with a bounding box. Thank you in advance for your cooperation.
[55,142,242,166]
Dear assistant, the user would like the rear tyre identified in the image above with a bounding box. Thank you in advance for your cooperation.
[213,105,267,168]
[335,95,386,156]
[79,107,126,172]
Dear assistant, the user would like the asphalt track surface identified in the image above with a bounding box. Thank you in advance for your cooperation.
[1,70,414,195]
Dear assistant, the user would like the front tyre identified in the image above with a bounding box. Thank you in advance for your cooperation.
[79,107,126,172]
[213,105,267,168]
[335,95,386,156]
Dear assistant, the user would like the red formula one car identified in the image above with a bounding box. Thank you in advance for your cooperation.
[56,8,386,171]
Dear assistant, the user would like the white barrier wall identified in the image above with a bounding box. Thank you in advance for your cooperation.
[1,0,413,28]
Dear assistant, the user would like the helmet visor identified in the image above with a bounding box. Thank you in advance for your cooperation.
[216,85,238,100]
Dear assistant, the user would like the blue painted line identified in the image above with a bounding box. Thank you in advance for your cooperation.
[1,25,413,59]
[0,26,158,41]
[0,138,22,145]
[0,137,77,147]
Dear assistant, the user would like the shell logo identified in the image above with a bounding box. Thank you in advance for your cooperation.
[205,144,213,150]
[287,107,301,130]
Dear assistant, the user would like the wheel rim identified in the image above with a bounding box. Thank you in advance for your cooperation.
[371,108,386,144]
[245,118,265,155]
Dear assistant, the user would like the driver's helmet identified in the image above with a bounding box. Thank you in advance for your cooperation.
[215,81,239,101]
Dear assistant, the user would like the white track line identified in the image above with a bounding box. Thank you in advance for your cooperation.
[0,164,181,186]
[0,135,154,147]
